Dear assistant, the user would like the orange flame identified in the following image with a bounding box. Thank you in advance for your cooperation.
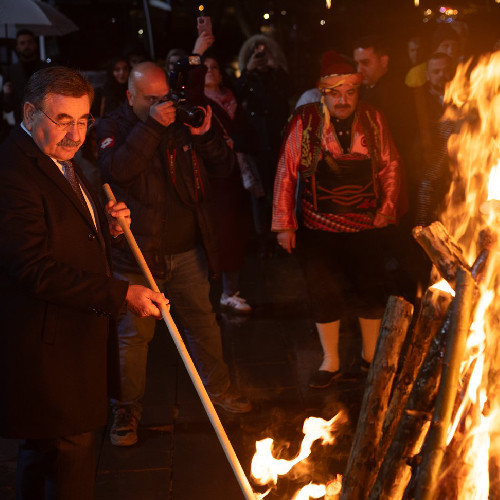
[251,413,344,496]
[290,474,342,500]
[437,51,499,499]
[441,51,500,263]
[292,483,326,500]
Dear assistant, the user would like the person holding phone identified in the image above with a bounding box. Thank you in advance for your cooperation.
[197,14,212,37]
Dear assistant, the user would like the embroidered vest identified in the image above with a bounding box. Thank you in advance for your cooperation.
[296,102,381,217]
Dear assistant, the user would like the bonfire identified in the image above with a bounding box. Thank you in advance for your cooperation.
[249,51,500,500]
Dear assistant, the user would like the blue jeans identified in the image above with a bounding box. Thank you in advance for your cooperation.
[113,247,230,417]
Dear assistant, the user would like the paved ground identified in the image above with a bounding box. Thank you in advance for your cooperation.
[0,243,369,500]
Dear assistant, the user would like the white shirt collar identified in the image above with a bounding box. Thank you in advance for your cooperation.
[21,121,31,136]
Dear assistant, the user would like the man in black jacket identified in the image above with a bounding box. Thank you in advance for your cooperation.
[97,62,252,447]
[353,35,429,303]
[1,30,49,124]
[0,66,168,499]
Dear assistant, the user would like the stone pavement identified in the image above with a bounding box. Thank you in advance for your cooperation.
[0,245,369,500]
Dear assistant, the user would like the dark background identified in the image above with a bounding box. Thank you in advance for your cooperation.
[2,0,499,98]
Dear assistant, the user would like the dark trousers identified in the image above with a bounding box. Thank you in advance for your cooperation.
[297,228,387,323]
[16,431,97,500]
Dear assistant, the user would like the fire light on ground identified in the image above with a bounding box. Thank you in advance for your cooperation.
[250,413,345,498]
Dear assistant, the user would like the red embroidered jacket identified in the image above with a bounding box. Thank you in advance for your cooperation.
[272,102,406,233]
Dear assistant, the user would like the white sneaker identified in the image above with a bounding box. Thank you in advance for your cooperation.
[220,292,252,314]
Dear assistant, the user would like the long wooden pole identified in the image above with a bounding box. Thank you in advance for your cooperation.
[104,184,255,500]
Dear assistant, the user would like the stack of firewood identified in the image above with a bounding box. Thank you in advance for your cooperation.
[338,221,497,500]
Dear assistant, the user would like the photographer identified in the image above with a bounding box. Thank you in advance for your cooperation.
[97,62,252,447]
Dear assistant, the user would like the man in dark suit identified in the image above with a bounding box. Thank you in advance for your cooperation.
[0,66,169,500]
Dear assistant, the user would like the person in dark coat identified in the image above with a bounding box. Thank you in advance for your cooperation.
[0,66,168,500]
[1,30,49,124]
[203,55,255,314]
[93,57,130,117]
[353,35,427,304]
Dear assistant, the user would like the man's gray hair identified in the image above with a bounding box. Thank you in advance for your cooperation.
[23,66,94,108]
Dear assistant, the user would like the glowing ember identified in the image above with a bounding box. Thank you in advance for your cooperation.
[251,413,344,496]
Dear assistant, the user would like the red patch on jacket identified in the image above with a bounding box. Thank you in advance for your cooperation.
[100,137,115,150]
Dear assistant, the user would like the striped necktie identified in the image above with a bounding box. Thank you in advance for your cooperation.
[61,160,88,209]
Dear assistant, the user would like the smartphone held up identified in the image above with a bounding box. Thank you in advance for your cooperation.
[197,15,212,36]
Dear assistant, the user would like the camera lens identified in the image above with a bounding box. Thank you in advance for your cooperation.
[177,104,206,128]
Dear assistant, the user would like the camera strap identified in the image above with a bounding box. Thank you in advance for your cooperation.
[166,147,205,208]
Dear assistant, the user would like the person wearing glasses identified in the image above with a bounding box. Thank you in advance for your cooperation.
[0,66,169,500]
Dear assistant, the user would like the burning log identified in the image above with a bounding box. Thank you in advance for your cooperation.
[413,222,470,285]
[368,302,453,500]
[376,287,453,469]
[340,296,414,500]
[434,371,481,500]
[414,266,477,500]
[471,227,497,282]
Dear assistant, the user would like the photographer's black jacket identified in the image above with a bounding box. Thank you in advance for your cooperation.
[97,102,234,278]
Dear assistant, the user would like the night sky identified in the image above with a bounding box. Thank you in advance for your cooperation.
[3,0,500,96]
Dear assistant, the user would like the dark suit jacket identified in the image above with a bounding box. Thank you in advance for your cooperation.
[0,126,129,439]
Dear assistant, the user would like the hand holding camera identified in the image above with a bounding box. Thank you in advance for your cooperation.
[188,104,212,136]
[150,98,176,128]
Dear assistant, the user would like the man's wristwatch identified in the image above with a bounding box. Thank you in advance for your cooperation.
[188,54,201,66]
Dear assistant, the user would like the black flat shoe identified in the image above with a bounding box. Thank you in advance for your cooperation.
[309,369,342,389]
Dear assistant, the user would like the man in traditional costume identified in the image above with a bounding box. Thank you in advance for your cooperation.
[272,51,406,388]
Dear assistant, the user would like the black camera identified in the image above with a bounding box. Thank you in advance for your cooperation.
[167,61,206,128]
[160,91,206,128]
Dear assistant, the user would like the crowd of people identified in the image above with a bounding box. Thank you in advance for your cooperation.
[0,19,487,499]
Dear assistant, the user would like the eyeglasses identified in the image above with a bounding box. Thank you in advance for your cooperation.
[37,107,95,131]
